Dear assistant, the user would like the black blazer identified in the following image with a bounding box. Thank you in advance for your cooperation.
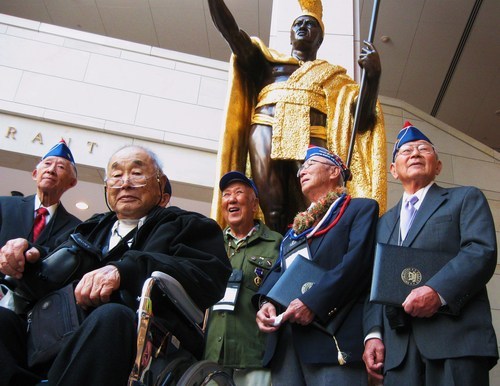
[364,184,498,371]
[0,195,81,251]
[256,197,379,366]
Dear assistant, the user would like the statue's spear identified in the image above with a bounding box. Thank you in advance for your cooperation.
[345,0,381,174]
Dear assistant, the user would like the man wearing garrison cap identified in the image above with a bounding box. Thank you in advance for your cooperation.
[0,140,81,283]
[363,122,498,385]
[204,171,282,386]
[255,147,379,385]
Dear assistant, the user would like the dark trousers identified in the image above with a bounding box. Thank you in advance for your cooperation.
[385,331,492,386]
[271,324,368,386]
[0,303,136,386]
[0,307,38,386]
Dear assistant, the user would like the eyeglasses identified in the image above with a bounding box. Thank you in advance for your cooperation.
[397,144,435,157]
[297,159,333,177]
[105,173,159,189]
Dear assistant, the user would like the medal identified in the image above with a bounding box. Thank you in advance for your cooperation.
[254,267,264,287]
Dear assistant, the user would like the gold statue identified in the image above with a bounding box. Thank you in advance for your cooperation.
[209,0,386,233]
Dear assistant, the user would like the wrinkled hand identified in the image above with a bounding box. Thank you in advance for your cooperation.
[358,41,381,79]
[0,238,40,278]
[363,338,385,384]
[402,285,441,317]
[256,302,280,333]
[75,265,120,309]
[281,299,314,326]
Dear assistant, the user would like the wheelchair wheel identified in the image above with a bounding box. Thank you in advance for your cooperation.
[176,360,234,386]
[152,355,196,386]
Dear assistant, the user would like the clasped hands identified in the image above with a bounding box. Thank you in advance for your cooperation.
[0,238,39,279]
[256,298,314,333]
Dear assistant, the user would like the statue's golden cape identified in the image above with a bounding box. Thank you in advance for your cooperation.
[211,38,386,228]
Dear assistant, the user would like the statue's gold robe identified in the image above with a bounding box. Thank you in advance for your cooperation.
[211,38,386,227]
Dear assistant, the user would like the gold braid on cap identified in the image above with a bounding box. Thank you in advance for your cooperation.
[298,0,324,33]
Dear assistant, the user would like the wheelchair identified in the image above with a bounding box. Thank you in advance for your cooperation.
[127,271,235,386]
[1,271,235,386]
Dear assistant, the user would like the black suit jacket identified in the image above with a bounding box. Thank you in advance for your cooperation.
[56,205,231,357]
[0,195,81,251]
[364,184,498,370]
[255,197,379,365]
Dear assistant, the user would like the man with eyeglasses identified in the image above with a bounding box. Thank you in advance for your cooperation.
[0,145,232,386]
[254,146,379,385]
[363,122,498,385]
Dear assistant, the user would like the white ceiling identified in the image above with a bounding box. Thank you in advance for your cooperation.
[0,0,498,218]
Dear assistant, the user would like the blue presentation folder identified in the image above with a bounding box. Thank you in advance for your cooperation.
[267,254,325,308]
[370,243,456,315]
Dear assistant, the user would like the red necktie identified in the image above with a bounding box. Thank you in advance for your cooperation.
[32,207,49,242]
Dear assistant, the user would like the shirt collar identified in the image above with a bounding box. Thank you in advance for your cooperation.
[34,195,58,218]
[402,181,434,211]
[110,216,147,235]
[225,222,259,245]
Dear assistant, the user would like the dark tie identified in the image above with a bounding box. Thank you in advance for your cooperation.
[400,195,418,240]
[32,207,49,242]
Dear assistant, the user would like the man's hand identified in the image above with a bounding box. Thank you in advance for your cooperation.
[0,238,40,278]
[363,338,385,384]
[256,302,281,333]
[402,285,441,317]
[281,298,315,326]
[75,265,120,309]
[358,41,381,79]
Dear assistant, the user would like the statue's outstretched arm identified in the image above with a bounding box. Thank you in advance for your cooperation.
[356,41,382,132]
[207,0,257,63]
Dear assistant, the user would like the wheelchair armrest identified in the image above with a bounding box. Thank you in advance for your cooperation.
[151,271,204,325]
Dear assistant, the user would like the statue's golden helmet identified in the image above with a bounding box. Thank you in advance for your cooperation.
[294,0,324,35]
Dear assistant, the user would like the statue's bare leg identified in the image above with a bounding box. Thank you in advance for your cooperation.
[248,124,305,234]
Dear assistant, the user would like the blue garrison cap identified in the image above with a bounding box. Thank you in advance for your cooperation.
[42,139,76,166]
[392,121,433,161]
[304,146,352,181]
[219,171,259,197]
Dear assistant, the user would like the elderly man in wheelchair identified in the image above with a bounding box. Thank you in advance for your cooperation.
[0,145,233,386]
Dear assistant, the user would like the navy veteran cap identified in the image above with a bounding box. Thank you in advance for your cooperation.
[42,139,76,166]
[219,171,259,197]
[392,121,433,161]
[304,146,352,181]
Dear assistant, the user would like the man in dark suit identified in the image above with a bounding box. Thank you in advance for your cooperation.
[0,140,81,282]
[255,147,379,385]
[363,122,498,385]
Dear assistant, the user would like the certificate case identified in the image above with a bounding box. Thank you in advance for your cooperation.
[267,255,325,307]
[370,243,455,314]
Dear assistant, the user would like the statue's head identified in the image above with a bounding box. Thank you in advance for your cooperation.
[290,14,324,52]
[290,0,324,51]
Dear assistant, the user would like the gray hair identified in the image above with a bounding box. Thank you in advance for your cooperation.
[105,145,164,178]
